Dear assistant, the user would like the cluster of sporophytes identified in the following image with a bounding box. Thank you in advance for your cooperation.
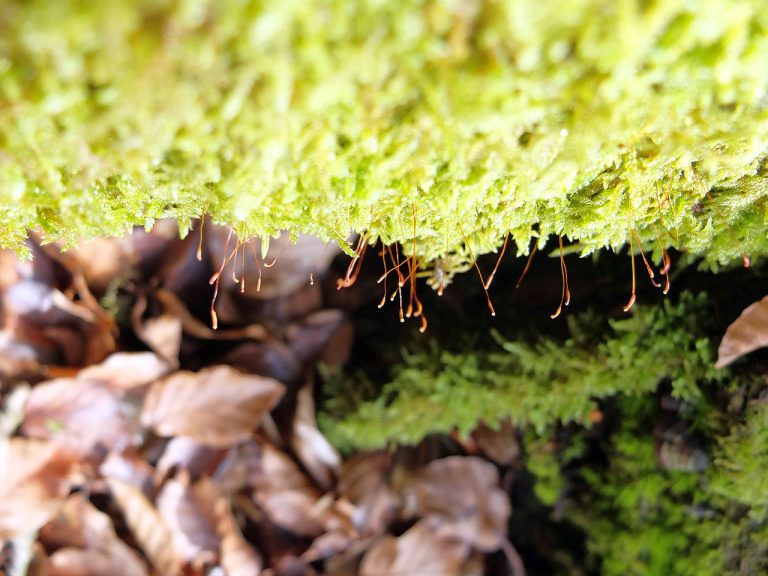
[2,0,768,279]
[320,291,768,574]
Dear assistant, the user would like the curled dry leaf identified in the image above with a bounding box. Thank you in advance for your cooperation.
[47,547,145,576]
[472,420,520,466]
[716,295,768,368]
[99,451,155,495]
[156,437,224,482]
[40,494,147,576]
[215,497,263,576]
[67,238,134,295]
[359,519,468,576]
[285,309,353,369]
[141,366,285,448]
[152,289,267,341]
[107,478,179,576]
[406,456,510,552]
[0,438,74,538]
[22,378,131,459]
[338,452,399,536]
[3,280,115,366]
[290,384,341,491]
[256,446,326,538]
[79,352,171,391]
[136,314,183,367]
[222,338,302,386]
[157,473,220,567]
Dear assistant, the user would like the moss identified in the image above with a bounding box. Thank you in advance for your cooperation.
[320,292,721,449]
[2,0,768,268]
[562,394,768,576]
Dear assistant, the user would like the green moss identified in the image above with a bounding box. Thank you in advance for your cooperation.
[711,402,768,515]
[320,292,721,449]
[2,0,768,268]
[563,394,768,576]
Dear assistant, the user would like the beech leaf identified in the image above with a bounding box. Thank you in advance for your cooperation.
[406,456,510,552]
[22,378,131,458]
[215,498,263,576]
[41,494,147,576]
[716,295,768,368]
[0,438,74,538]
[107,478,179,576]
[141,366,284,447]
[79,352,171,390]
[359,520,467,576]
[156,473,220,566]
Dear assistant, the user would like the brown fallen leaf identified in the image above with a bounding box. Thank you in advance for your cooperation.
[338,452,399,536]
[141,366,284,448]
[215,497,263,576]
[152,289,267,341]
[79,352,171,391]
[290,383,341,491]
[156,437,225,482]
[285,310,353,369]
[107,478,180,576]
[406,456,510,552]
[359,519,468,576]
[221,338,302,386]
[136,314,184,367]
[0,438,74,538]
[47,547,145,576]
[22,378,132,459]
[205,228,339,301]
[40,494,147,576]
[60,238,133,296]
[156,473,220,567]
[3,280,115,366]
[716,295,768,368]
[248,443,328,538]
[99,450,156,495]
[472,420,520,466]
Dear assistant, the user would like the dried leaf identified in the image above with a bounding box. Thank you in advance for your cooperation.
[222,339,302,385]
[205,229,338,300]
[136,314,183,367]
[338,452,399,536]
[107,478,179,576]
[99,451,155,494]
[40,495,147,576]
[0,438,74,537]
[215,498,263,576]
[79,353,171,391]
[157,473,220,566]
[156,437,224,482]
[48,547,145,576]
[22,378,131,458]
[3,281,115,366]
[359,520,467,576]
[285,310,352,369]
[141,366,284,447]
[68,238,133,294]
[716,295,768,368]
[472,420,520,466]
[250,443,326,537]
[153,289,267,342]
[407,456,510,552]
[290,384,340,491]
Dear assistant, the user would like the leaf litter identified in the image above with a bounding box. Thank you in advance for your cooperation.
[0,221,525,575]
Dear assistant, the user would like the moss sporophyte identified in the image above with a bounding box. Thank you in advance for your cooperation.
[2,0,767,324]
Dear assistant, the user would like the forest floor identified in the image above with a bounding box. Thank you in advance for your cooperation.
[0,221,766,576]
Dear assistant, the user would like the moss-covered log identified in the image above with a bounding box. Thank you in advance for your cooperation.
[2,0,767,272]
